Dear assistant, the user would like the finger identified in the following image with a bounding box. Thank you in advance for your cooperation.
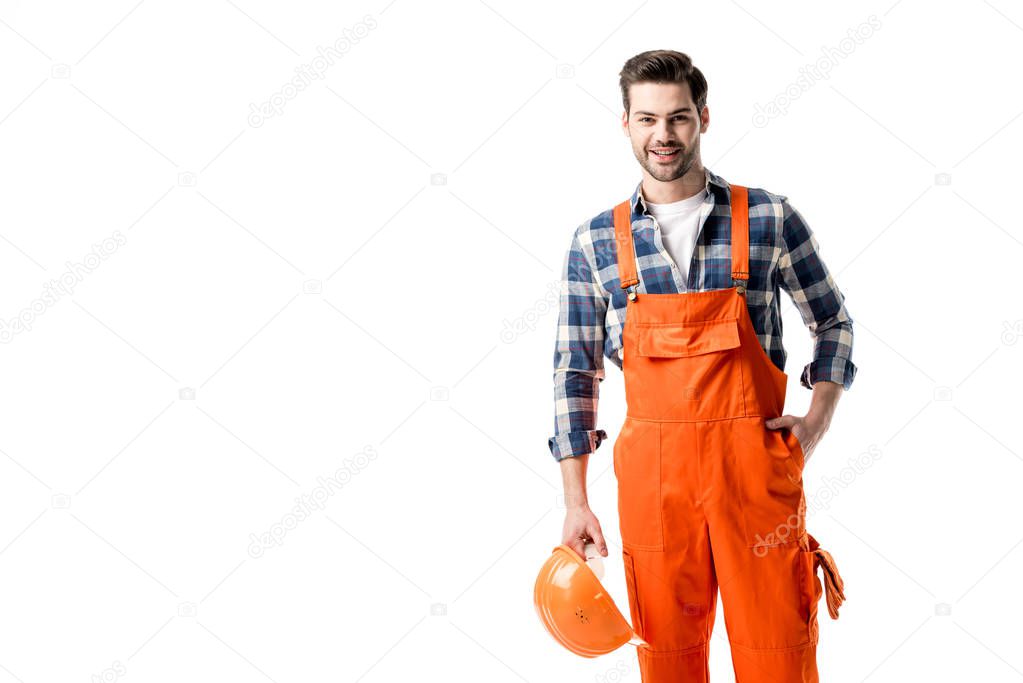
[568,539,586,560]
[590,526,608,556]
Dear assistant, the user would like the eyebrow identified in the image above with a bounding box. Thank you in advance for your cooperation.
[633,108,693,116]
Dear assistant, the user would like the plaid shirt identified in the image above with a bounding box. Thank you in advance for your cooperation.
[549,168,857,462]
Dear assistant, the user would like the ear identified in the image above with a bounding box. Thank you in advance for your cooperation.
[622,110,630,135]
[700,105,710,134]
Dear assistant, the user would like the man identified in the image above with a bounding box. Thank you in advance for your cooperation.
[548,50,855,681]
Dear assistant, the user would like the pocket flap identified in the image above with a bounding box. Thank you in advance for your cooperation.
[636,318,741,358]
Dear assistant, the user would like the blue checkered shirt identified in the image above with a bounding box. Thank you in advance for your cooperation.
[549,169,857,462]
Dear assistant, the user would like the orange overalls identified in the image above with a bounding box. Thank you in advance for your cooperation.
[612,185,845,682]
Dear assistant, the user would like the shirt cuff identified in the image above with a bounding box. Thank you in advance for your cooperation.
[549,429,608,462]
[800,357,857,390]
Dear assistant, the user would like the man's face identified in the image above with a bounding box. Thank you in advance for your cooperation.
[622,81,708,182]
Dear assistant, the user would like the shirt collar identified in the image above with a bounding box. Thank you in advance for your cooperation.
[629,168,728,224]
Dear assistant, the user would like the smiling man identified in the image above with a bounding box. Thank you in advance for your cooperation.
[548,50,856,681]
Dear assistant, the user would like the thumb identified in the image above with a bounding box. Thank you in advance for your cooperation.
[765,414,796,429]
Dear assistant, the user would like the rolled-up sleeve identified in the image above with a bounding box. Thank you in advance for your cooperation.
[548,227,609,461]
[777,197,857,391]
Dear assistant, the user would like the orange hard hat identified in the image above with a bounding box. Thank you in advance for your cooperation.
[534,544,649,657]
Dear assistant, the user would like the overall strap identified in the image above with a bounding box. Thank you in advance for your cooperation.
[729,184,750,293]
[613,199,639,300]
[614,184,750,298]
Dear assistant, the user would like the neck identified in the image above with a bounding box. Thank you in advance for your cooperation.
[641,162,707,204]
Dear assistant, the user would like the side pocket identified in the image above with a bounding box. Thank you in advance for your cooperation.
[784,427,805,471]
[622,551,645,638]
[614,419,664,552]
[742,421,804,550]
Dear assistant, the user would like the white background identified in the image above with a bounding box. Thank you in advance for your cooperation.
[1,0,1021,681]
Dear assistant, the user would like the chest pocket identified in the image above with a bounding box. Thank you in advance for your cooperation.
[625,316,747,419]
[635,317,741,358]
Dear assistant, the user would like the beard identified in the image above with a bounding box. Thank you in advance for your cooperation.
[634,137,700,182]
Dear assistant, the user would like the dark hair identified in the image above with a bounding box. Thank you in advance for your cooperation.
[619,50,708,115]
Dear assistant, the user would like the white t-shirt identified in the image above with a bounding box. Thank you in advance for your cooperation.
[644,189,711,287]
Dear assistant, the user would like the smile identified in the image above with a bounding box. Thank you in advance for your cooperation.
[650,148,681,159]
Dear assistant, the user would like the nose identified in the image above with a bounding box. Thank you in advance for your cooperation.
[652,128,674,147]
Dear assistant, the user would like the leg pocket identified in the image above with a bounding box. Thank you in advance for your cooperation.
[614,418,663,552]
[622,550,645,638]
[800,548,823,645]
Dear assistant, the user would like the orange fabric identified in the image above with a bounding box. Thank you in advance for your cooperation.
[729,183,749,285]
[612,184,845,682]
[614,200,640,291]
